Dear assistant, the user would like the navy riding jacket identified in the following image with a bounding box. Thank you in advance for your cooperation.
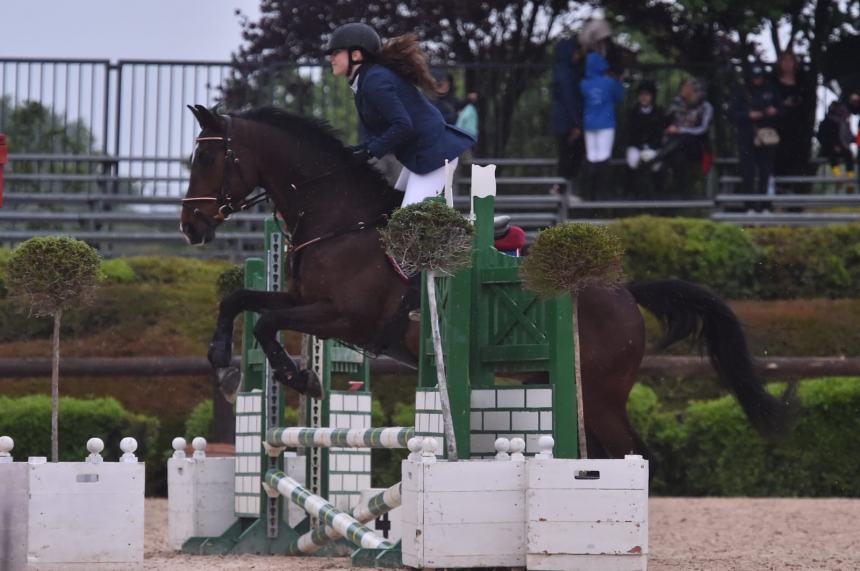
[354,64,476,175]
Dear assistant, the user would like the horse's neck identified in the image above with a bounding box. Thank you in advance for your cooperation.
[263,150,396,242]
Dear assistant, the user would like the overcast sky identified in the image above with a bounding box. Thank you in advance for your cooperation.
[0,0,261,61]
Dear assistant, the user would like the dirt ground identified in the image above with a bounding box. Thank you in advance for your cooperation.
[144,496,860,570]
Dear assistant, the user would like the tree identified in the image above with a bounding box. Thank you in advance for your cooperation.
[5,237,102,462]
[0,97,102,194]
[225,1,583,156]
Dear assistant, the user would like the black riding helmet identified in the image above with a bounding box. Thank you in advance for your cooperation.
[325,23,381,56]
[325,23,382,78]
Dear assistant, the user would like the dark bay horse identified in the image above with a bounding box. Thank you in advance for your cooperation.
[180,105,793,459]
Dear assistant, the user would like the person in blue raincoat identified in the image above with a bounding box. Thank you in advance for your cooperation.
[579,51,624,200]
[325,23,476,206]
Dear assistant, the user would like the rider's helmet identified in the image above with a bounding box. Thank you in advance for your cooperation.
[325,23,382,58]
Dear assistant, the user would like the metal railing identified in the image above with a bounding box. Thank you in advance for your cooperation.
[3,153,858,257]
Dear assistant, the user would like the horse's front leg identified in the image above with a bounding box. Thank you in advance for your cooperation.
[208,289,298,402]
[208,289,297,366]
[253,301,353,401]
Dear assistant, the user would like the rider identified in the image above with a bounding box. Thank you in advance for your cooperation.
[326,22,476,206]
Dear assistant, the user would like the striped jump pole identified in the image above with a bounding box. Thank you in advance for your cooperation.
[266,426,414,449]
[263,469,393,552]
[288,481,402,555]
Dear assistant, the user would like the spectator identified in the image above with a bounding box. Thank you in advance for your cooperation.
[649,77,713,198]
[550,36,585,193]
[493,215,526,257]
[729,63,782,201]
[773,51,814,186]
[455,92,478,138]
[455,91,478,164]
[625,79,665,198]
[579,50,624,200]
[431,70,460,124]
[816,102,856,186]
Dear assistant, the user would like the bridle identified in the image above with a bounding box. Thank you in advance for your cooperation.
[181,115,267,227]
[181,112,380,250]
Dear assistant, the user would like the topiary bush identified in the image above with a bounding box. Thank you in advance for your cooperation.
[0,395,159,462]
[216,264,245,300]
[379,200,474,275]
[5,236,102,316]
[520,222,625,298]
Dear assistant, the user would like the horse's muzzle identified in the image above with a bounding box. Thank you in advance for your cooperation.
[181,220,214,245]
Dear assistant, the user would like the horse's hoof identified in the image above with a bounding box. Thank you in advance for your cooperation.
[216,367,242,404]
[301,370,326,401]
[208,340,233,368]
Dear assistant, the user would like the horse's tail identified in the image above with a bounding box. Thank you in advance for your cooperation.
[628,279,796,439]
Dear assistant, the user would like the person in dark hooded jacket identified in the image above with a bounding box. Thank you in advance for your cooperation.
[551,37,585,190]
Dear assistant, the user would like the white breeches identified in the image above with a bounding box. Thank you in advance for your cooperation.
[585,128,614,162]
[395,158,459,206]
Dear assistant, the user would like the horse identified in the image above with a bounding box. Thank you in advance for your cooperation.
[180,104,794,459]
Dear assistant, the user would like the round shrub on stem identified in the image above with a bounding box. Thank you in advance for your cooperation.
[379,200,474,275]
[520,223,625,298]
[5,236,102,316]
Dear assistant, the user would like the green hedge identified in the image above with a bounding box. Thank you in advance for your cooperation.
[629,378,860,496]
[0,395,159,462]
[611,217,860,299]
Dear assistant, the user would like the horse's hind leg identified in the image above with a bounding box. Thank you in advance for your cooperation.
[585,403,648,459]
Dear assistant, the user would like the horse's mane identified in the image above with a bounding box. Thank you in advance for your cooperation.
[236,107,395,194]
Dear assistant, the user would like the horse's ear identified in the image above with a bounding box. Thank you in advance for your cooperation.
[189,104,222,132]
[187,104,203,124]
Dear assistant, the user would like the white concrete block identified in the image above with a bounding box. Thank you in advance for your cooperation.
[526,457,648,569]
[27,461,145,566]
[401,459,526,568]
[167,456,235,550]
[0,463,29,571]
[330,393,344,411]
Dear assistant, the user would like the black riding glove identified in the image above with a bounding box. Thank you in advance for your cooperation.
[347,146,373,166]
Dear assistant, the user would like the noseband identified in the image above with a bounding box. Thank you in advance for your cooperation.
[181,115,267,226]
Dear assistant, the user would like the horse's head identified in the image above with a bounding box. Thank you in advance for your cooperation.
[180,105,262,245]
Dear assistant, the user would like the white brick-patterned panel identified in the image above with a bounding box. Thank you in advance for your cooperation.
[470,389,496,409]
[526,388,553,408]
[497,388,525,408]
[512,411,540,431]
